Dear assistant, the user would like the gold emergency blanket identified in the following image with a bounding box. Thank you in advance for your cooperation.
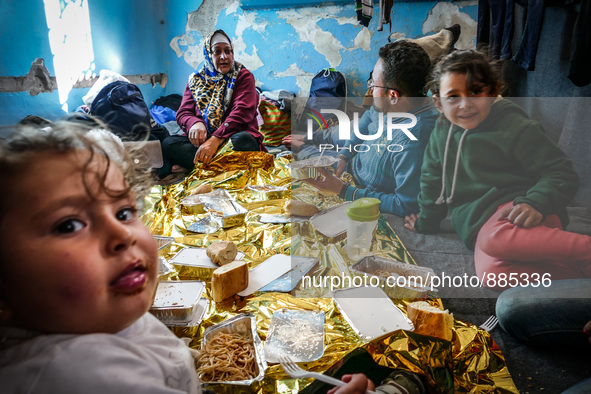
[144,151,518,393]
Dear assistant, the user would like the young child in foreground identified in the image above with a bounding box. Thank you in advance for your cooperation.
[404,50,591,289]
[327,370,426,394]
[0,122,202,393]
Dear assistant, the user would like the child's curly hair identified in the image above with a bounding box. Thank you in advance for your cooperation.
[428,49,504,97]
[0,119,154,220]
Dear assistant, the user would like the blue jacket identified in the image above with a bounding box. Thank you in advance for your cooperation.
[338,103,439,216]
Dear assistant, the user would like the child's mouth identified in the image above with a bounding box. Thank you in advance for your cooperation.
[111,262,147,293]
[459,113,477,119]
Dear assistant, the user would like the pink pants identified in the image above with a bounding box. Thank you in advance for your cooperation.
[474,201,591,290]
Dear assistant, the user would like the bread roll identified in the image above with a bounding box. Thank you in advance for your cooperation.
[191,183,213,195]
[206,240,238,266]
[407,301,453,341]
[211,260,249,302]
[285,200,319,217]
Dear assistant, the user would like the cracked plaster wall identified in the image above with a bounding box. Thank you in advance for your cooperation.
[168,0,477,98]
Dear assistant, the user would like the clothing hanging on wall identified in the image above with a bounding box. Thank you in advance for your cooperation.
[476,0,515,60]
[356,0,373,27]
[356,0,394,31]
[568,0,591,87]
[478,0,589,86]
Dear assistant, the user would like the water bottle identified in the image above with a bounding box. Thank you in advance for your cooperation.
[345,198,381,261]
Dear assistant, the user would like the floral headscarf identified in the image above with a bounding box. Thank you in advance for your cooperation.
[188,30,243,133]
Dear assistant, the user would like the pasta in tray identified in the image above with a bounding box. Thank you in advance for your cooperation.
[197,331,258,382]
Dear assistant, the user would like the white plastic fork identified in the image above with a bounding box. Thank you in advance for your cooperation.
[479,315,499,332]
[279,354,377,393]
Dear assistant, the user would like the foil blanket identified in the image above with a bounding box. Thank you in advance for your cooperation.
[143,151,518,394]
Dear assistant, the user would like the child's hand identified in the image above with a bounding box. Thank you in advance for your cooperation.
[404,213,419,232]
[497,203,543,228]
[326,374,375,394]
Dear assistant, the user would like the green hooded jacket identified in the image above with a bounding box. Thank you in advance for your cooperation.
[415,99,579,249]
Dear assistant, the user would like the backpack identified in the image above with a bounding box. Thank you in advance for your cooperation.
[90,81,153,140]
[301,68,347,129]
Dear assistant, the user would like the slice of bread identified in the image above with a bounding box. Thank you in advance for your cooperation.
[211,260,248,302]
[407,301,454,341]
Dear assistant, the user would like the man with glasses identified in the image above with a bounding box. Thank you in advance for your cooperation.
[301,40,440,217]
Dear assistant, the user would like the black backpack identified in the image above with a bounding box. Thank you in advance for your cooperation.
[90,81,152,140]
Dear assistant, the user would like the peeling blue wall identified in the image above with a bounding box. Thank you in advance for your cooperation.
[165,0,478,98]
[0,0,477,128]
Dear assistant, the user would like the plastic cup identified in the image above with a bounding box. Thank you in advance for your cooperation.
[345,198,381,260]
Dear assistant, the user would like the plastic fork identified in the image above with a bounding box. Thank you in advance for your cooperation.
[479,315,499,332]
[279,354,377,393]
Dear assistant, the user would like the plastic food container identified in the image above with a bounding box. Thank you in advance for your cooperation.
[309,202,351,243]
[333,286,414,341]
[154,235,174,256]
[248,185,287,200]
[201,198,248,228]
[264,309,325,363]
[158,257,175,279]
[199,314,267,388]
[150,280,206,324]
[180,195,205,215]
[168,247,245,280]
[286,156,339,180]
[350,256,436,299]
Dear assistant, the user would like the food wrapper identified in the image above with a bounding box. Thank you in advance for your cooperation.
[143,151,518,393]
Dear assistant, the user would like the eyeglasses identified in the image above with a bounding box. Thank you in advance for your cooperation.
[367,79,401,95]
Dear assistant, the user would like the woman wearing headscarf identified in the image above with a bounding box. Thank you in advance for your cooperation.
[159,30,264,182]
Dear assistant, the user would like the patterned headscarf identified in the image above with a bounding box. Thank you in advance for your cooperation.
[188,30,243,133]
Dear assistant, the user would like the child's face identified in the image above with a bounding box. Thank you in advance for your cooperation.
[0,151,158,334]
[434,72,496,130]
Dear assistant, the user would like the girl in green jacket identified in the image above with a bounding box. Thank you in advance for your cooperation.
[404,50,591,290]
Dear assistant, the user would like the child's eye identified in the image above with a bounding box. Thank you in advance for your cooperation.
[53,219,85,234]
[445,96,458,102]
[116,207,137,222]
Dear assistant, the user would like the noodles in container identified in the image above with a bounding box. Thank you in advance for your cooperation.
[197,314,266,388]
[286,156,339,180]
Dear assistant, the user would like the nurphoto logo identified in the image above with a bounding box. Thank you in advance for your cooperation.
[305,108,419,154]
